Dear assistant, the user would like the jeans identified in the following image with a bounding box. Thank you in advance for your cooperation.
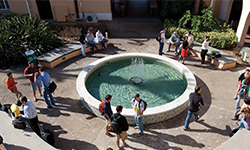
[201,49,208,64]
[237,116,250,130]
[159,42,164,55]
[134,114,143,134]
[81,43,86,56]
[99,39,106,49]
[235,93,248,109]
[233,108,241,120]
[168,41,179,53]
[43,88,55,107]
[184,110,199,130]
[87,41,98,52]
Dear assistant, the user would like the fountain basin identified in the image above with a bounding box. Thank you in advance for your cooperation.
[76,53,196,124]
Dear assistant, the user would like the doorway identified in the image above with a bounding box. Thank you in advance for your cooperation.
[36,0,53,19]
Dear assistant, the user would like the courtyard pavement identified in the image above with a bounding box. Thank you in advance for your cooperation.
[0,19,249,150]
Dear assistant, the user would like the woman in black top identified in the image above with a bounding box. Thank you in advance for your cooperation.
[234,69,250,99]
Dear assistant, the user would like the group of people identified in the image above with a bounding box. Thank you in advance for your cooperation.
[231,69,250,134]
[5,61,56,136]
[157,27,209,64]
[79,28,108,57]
[102,93,144,149]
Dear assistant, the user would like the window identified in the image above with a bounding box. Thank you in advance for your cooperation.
[0,0,10,10]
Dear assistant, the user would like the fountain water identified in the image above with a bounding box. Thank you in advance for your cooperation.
[129,58,144,85]
[77,53,196,124]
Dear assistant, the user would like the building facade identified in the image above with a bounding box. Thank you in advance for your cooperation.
[1,0,249,47]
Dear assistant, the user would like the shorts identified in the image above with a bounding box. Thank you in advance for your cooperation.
[106,119,111,126]
[11,89,22,95]
[117,131,128,141]
[238,81,242,86]
[30,81,42,91]
[181,48,188,57]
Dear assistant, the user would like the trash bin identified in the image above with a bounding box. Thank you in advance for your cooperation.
[25,50,38,66]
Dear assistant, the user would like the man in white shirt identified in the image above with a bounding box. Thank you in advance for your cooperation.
[131,93,144,137]
[158,27,167,55]
[19,96,40,136]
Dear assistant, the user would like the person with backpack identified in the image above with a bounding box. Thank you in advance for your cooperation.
[111,105,128,150]
[34,67,55,109]
[131,93,144,137]
[235,75,250,109]
[233,69,250,100]
[103,94,114,137]
[157,27,167,55]
[184,86,204,131]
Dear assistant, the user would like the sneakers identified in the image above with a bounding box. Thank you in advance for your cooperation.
[233,96,237,100]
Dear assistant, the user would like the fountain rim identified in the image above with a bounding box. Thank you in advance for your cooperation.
[76,53,196,117]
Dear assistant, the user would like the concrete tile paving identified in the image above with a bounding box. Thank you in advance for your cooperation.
[0,37,248,150]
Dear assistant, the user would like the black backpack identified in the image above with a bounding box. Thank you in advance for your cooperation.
[110,115,122,134]
[12,119,26,129]
[139,99,147,111]
[155,32,162,42]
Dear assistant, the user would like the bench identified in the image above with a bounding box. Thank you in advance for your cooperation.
[189,42,237,69]
[37,41,107,68]
[215,128,250,150]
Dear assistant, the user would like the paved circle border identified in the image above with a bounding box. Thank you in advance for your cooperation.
[76,53,196,124]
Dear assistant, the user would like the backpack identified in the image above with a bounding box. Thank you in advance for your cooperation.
[139,99,147,111]
[12,119,26,129]
[133,99,147,111]
[238,84,248,98]
[110,115,122,134]
[156,31,163,42]
[99,100,105,115]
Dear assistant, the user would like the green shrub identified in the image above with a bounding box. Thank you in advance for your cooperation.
[179,7,228,32]
[0,14,63,67]
[165,26,238,49]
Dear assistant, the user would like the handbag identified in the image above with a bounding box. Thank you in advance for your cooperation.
[47,81,57,93]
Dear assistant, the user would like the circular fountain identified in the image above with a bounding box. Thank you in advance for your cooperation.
[76,53,196,124]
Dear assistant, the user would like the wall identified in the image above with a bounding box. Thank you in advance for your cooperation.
[236,0,250,46]
[218,0,234,23]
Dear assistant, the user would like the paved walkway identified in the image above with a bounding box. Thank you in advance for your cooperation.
[0,37,248,150]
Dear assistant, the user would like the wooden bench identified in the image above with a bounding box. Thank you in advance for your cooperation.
[37,41,107,68]
[189,42,237,69]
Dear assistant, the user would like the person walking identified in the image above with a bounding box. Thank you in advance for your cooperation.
[233,69,250,100]
[131,93,144,137]
[166,31,180,55]
[184,86,204,131]
[178,36,189,64]
[85,29,98,53]
[35,67,55,109]
[24,60,42,102]
[103,94,114,137]
[19,96,40,136]
[79,29,87,57]
[235,75,250,109]
[158,27,167,55]
[200,36,209,64]
[111,105,128,149]
[5,72,22,99]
